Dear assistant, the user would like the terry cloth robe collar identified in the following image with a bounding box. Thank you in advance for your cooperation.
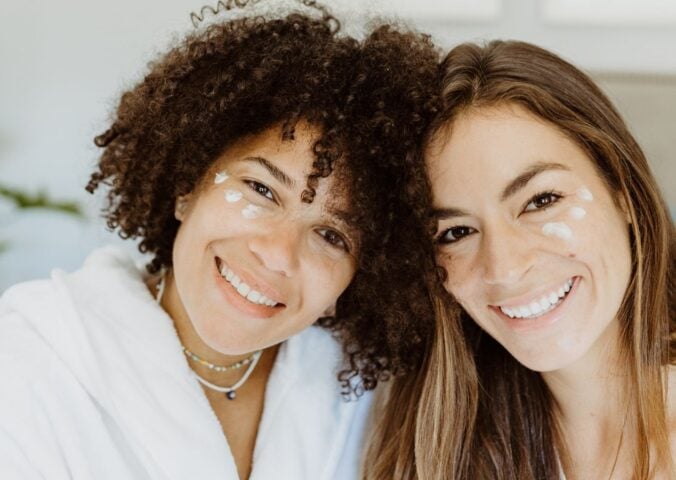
[0,246,372,479]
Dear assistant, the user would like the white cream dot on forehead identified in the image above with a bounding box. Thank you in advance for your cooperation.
[214,171,229,184]
[224,189,243,203]
[569,206,586,220]
[542,222,573,241]
[241,204,262,219]
[576,187,593,202]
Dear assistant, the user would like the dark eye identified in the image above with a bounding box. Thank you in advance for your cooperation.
[437,226,476,244]
[246,180,274,201]
[317,228,349,252]
[523,191,562,212]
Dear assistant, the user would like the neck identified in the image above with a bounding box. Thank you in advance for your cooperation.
[542,322,627,423]
[541,319,634,476]
[155,270,276,386]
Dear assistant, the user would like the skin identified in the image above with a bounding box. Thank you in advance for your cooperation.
[158,122,357,479]
[426,103,665,478]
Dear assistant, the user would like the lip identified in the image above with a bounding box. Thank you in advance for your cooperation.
[490,276,580,333]
[212,257,285,319]
[215,256,284,303]
[492,277,572,310]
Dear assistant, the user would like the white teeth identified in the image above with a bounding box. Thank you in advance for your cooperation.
[217,259,279,307]
[498,278,575,319]
[237,282,251,297]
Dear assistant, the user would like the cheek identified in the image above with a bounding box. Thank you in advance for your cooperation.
[437,250,471,298]
[308,257,355,304]
[210,191,266,231]
[566,196,629,256]
[530,205,592,252]
[573,207,632,281]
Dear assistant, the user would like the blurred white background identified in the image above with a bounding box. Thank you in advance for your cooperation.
[1,0,674,291]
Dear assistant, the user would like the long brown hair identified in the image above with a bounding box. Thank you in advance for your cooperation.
[364,40,675,479]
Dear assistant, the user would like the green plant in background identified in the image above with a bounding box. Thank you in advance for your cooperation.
[0,184,85,253]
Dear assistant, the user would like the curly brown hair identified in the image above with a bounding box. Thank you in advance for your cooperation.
[86,4,441,394]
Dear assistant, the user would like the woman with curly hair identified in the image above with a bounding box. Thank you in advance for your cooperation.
[0,3,442,479]
[365,40,674,479]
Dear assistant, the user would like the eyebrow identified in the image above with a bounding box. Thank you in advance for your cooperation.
[323,206,358,233]
[431,161,571,220]
[500,161,570,201]
[432,206,471,220]
[242,156,295,188]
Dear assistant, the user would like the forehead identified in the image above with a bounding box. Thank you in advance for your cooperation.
[222,123,317,172]
[427,104,595,195]
[212,122,354,215]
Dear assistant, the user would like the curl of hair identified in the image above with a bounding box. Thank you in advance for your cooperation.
[87,10,441,395]
[318,23,442,395]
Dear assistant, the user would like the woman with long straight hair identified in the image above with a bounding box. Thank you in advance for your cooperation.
[365,40,674,479]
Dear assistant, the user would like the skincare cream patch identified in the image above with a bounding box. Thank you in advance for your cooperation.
[224,189,243,203]
[214,171,230,184]
[241,204,263,219]
[542,222,573,241]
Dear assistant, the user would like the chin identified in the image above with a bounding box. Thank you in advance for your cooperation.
[516,355,570,373]
[509,342,590,373]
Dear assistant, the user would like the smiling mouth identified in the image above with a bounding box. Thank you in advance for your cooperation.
[497,277,576,320]
[215,257,284,309]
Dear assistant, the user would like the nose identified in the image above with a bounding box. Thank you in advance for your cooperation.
[479,222,536,286]
[247,221,301,277]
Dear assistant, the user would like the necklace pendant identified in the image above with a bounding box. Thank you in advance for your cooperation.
[226,390,237,400]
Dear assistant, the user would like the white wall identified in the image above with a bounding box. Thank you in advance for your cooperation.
[1,0,674,291]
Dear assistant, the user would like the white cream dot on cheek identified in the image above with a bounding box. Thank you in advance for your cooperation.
[569,206,587,220]
[224,189,243,203]
[214,171,229,184]
[542,222,573,241]
[556,334,582,353]
[576,187,593,202]
[241,204,263,219]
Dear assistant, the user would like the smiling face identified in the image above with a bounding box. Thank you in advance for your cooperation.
[426,104,632,372]
[168,122,357,355]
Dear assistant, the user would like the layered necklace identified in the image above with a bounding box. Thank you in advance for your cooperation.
[155,272,262,400]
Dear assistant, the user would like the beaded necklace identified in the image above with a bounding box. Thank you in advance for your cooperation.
[155,272,262,400]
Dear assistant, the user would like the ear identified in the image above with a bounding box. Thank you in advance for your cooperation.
[175,194,191,221]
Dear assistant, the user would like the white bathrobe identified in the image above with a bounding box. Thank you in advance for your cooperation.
[0,247,373,479]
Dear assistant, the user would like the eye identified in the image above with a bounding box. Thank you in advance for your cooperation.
[523,191,562,212]
[316,228,350,252]
[245,180,275,202]
[437,226,476,245]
